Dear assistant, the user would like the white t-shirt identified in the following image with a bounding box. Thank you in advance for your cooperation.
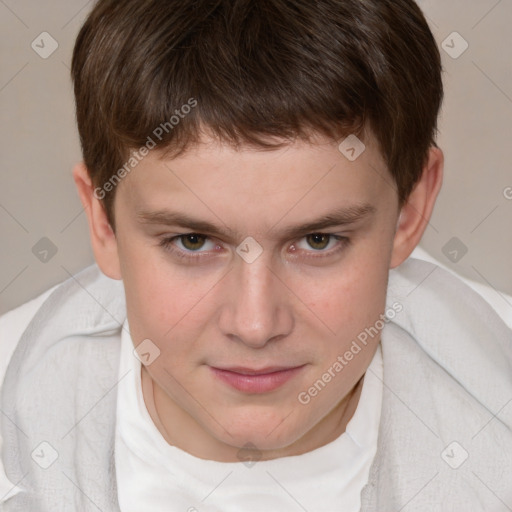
[115,321,383,512]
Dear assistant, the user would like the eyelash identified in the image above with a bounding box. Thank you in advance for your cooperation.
[158,233,350,262]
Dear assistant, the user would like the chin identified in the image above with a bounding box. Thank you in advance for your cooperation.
[212,410,306,453]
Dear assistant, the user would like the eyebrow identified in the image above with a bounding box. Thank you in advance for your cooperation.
[136,203,376,240]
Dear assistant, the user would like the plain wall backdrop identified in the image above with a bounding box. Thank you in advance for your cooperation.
[0,0,511,315]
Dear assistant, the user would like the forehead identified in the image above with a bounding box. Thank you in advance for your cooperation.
[117,131,394,232]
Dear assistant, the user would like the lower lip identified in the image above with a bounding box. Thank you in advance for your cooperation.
[210,366,306,393]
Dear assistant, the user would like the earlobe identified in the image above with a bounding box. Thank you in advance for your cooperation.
[390,146,444,269]
[72,162,122,280]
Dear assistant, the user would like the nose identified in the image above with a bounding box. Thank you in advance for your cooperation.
[218,254,294,349]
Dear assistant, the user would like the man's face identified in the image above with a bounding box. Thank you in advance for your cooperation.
[112,131,400,459]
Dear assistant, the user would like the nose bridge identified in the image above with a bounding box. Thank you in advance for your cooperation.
[219,255,292,347]
[240,257,275,308]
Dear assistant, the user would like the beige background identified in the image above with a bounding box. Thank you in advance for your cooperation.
[0,0,511,315]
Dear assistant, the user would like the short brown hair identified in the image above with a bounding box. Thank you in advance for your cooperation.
[71,0,443,229]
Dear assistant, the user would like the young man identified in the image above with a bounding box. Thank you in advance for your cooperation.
[1,0,512,510]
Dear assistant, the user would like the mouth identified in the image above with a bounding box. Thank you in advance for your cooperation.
[209,364,307,393]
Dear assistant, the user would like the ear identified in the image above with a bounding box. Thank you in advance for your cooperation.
[72,162,122,280]
[390,146,444,269]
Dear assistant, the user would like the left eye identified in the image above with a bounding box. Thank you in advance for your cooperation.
[295,233,342,251]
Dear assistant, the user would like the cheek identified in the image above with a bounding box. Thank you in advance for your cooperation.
[293,257,389,407]
[120,249,188,339]
[293,254,389,340]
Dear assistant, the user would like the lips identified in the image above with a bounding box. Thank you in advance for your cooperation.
[215,366,301,375]
[209,364,307,393]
